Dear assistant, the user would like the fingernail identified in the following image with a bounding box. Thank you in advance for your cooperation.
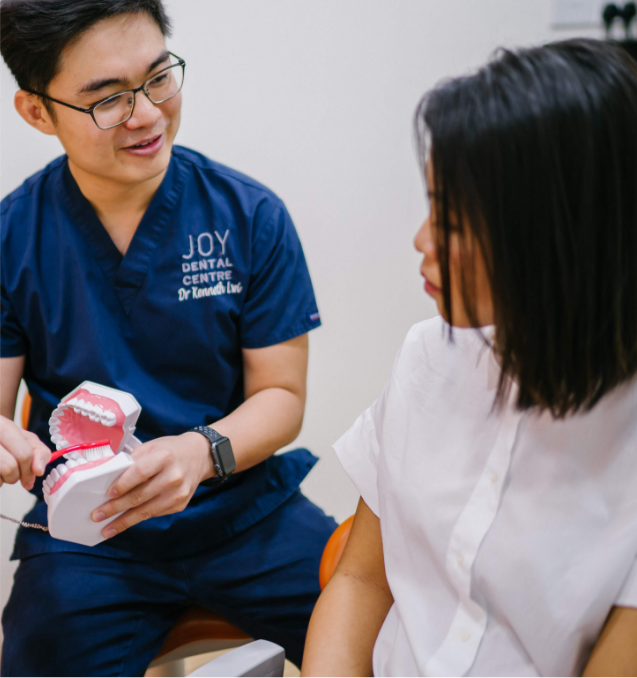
[103,528,117,538]
[92,511,105,522]
[108,488,118,498]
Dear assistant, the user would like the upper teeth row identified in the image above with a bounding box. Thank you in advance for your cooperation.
[42,455,89,494]
[54,398,117,427]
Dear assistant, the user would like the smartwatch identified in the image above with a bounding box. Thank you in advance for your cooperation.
[191,426,236,485]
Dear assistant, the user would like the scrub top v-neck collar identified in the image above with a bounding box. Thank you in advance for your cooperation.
[60,154,186,315]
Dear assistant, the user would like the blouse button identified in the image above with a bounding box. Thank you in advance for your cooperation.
[456,553,464,567]
[490,472,498,484]
[459,629,471,642]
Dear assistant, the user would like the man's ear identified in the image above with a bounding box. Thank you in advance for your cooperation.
[14,90,57,136]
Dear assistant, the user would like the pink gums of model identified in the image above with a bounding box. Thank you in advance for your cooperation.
[43,381,141,546]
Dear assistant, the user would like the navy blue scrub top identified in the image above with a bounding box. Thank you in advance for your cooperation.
[1,145,322,561]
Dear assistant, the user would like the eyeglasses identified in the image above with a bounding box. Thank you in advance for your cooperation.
[25,53,185,130]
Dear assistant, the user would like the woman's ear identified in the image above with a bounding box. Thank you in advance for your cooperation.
[14,90,57,136]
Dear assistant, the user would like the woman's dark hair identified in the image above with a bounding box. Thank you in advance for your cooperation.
[1,0,171,116]
[415,39,637,417]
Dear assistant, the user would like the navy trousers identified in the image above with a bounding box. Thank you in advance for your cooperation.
[1,491,337,677]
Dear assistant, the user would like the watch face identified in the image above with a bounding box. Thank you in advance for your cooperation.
[215,438,236,475]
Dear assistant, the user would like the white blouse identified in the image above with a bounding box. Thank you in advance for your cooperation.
[334,317,637,677]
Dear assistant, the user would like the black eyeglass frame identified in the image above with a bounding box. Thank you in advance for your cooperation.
[24,52,186,130]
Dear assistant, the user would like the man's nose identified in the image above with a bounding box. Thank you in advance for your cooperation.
[124,91,162,130]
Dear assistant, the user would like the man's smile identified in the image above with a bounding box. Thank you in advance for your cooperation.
[121,132,164,155]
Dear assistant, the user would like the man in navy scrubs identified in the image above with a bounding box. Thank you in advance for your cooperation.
[0,0,337,674]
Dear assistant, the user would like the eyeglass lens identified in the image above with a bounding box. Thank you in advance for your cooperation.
[93,62,184,129]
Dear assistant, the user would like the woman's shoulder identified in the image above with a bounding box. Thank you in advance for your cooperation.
[399,316,490,377]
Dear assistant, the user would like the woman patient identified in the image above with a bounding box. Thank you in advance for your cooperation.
[303,39,637,676]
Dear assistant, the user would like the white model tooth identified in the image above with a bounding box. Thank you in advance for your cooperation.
[70,452,84,461]
[51,434,63,444]
[49,417,61,426]
[43,483,50,495]
[56,438,69,451]
[65,458,77,468]
[50,468,60,482]
[66,397,79,407]
[102,411,117,427]
[57,463,68,476]
[44,475,54,488]
[49,425,60,434]
[52,408,65,417]
[75,457,88,465]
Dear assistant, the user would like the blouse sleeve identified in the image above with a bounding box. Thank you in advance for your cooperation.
[332,321,435,519]
[333,404,381,517]
[616,559,637,609]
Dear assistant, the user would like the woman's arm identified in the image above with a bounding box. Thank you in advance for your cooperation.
[583,606,637,676]
[302,497,394,677]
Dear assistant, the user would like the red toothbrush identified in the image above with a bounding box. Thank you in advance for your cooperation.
[49,440,114,464]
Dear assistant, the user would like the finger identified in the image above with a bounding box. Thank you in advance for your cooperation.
[0,447,20,485]
[0,423,35,486]
[105,449,164,499]
[92,475,159,522]
[101,494,171,538]
[30,442,52,477]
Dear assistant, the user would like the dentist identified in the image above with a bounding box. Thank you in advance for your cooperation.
[0,0,336,674]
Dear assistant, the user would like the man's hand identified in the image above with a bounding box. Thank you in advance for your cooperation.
[0,414,52,490]
[91,432,213,539]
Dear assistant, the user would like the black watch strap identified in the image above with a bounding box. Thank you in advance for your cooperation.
[191,426,236,485]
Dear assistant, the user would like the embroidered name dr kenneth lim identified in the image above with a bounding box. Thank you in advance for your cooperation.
[177,230,243,302]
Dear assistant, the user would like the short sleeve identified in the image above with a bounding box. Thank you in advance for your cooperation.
[1,282,27,357]
[616,559,637,608]
[333,405,381,517]
[332,325,423,519]
[240,202,320,349]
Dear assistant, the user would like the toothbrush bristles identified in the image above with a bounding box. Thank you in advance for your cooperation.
[62,443,115,462]
[83,444,115,461]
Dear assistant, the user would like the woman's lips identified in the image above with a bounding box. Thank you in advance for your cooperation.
[424,277,442,295]
[122,133,165,156]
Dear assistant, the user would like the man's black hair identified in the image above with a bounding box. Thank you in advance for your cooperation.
[1,0,171,100]
[414,39,637,417]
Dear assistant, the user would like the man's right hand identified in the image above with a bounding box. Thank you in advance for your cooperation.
[0,415,51,490]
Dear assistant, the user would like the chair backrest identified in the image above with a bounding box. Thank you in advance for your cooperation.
[21,391,32,430]
[318,515,354,590]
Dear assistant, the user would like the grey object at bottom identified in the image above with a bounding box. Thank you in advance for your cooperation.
[187,640,285,677]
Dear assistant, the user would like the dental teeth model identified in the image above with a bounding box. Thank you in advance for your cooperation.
[43,381,142,546]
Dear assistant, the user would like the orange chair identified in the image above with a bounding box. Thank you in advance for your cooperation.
[319,515,355,590]
[20,388,354,675]
[21,391,31,430]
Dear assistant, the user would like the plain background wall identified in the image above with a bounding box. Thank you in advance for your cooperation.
[0,0,600,651]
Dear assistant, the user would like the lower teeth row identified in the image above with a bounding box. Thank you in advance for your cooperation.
[43,456,89,492]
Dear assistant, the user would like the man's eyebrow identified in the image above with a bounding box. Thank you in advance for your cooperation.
[77,51,171,95]
[145,50,171,76]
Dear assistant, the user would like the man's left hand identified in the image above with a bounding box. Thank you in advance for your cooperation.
[92,432,213,539]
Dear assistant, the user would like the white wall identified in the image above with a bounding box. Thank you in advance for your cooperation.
[0,0,602,651]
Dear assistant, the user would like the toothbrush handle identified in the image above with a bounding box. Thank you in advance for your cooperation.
[48,449,67,464]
